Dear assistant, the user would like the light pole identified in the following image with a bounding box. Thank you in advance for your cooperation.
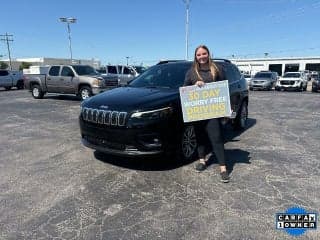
[59,17,77,63]
[126,56,130,66]
[183,0,191,60]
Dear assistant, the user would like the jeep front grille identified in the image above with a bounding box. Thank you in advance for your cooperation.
[82,107,127,127]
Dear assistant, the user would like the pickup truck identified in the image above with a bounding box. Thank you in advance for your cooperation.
[0,70,24,90]
[24,65,119,100]
[97,65,139,86]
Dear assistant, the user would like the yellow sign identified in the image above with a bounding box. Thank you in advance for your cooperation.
[179,80,231,122]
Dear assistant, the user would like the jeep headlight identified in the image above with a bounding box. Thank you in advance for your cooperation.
[131,107,173,119]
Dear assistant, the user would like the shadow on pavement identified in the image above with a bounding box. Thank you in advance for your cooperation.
[94,151,193,171]
[45,94,81,102]
[93,118,256,172]
[224,118,256,143]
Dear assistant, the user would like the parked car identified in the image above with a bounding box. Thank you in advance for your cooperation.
[249,71,278,91]
[79,59,249,161]
[132,66,147,74]
[99,65,139,86]
[24,65,119,100]
[243,73,252,85]
[0,70,24,90]
[275,72,308,91]
[311,74,320,92]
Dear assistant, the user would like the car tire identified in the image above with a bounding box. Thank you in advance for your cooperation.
[177,125,197,162]
[233,101,248,130]
[31,84,44,99]
[4,86,12,90]
[16,80,24,89]
[79,86,92,101]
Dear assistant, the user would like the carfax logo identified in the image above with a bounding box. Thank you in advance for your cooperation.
[276,207,317,236]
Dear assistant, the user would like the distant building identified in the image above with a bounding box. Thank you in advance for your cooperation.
[0,57,101,70]
[231,56,320,76]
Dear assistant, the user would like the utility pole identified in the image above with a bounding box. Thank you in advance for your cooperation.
[0,33,13,70]
[183,0,191,60]
[59,17,77,64]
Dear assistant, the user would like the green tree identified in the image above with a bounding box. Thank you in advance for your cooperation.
[19,62,32,70]
[0,61,8,69]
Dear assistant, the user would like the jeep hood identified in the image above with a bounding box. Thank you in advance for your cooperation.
[83,86,179,111]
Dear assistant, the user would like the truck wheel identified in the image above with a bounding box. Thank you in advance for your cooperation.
[178,125,197,162]
[233,101,248,130]
[16,80,24,89]
[31,85,44,99]
[4,86,12,90]
[79,86,92,100]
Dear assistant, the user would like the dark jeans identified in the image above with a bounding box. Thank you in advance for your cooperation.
[194,118,226,166]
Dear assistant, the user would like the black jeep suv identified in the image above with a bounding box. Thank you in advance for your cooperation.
[79,60,249,161]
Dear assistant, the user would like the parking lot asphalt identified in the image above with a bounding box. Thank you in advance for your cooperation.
[0,88,319,240]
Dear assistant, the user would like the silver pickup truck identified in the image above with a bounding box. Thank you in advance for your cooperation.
[24,65,119,100]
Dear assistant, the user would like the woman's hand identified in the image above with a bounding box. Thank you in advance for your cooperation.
[195,80,205,87]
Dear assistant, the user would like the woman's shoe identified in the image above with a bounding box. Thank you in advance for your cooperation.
[195,162,207,172]
[220,171,230,183]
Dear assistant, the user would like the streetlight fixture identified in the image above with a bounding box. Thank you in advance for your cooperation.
[59,17,77,63]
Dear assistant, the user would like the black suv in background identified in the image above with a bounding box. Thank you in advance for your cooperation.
[79,60,249,161]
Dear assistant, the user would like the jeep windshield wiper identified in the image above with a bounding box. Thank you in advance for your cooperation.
[145,85,171,89]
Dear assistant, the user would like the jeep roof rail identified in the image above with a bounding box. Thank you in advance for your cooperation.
[212,58,231,63]
[156,60,186,65]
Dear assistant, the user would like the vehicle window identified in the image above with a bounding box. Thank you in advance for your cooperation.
[254,72,272,78]
[72,65,98,75]
[123,67,132,75]
[61,67,74,77]
[224,64,237,83]
[96,68,106,74]
[134,66,147,74]
[129,63,191,89]
[107,66,117,74]
[0,70,9,76]
[48,66,60,76]
[232,65,241,80]
[283,73,301,78]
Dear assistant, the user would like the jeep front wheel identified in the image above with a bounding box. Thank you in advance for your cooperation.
[79,86,92,100]
[179,125,197,161]
[31,85,44,99]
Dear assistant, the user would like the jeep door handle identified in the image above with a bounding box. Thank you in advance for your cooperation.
[60,78,64,81]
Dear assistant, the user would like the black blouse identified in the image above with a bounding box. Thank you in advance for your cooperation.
[184,67,223,86]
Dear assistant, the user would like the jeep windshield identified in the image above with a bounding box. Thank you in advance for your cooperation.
[72,65,99,76]
[129,63,191,89]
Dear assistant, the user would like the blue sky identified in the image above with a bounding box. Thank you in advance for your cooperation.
[0,0,319,66]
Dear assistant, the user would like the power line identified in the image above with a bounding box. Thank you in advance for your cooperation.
[0,33,13,70]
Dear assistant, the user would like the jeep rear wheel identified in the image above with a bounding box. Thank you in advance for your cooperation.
[79,86,92,101]
[234,101,248,130]
[179,125,197,161]
[31,85,44,99]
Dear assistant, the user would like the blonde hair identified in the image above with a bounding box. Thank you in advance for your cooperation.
[192,45,219,81]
